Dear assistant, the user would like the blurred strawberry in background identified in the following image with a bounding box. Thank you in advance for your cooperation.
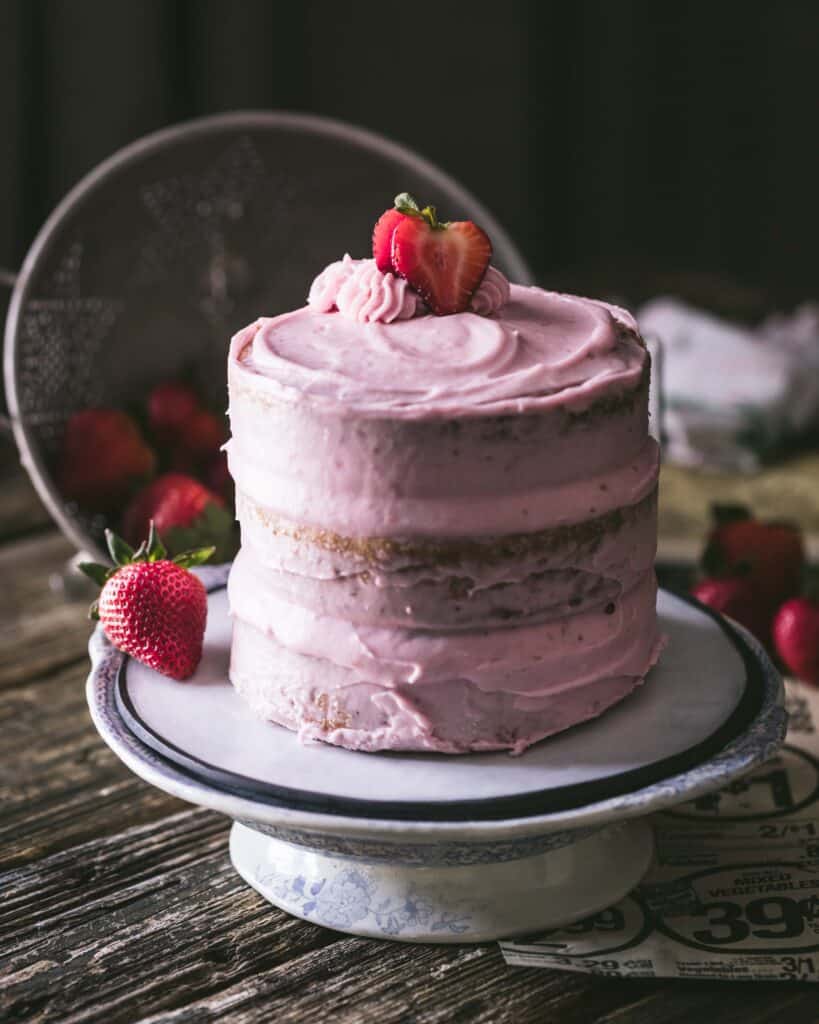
[148,380,227,472]
[147,381,200,443]
[58,379,234,561]
[203,450,233,504]
[59,409,155,509]
[171,408,228,470]
[123,472,234,563]
[692,503,819,686]
[773,593,819,686]
[691,575,773,645]
[701,505,804,608]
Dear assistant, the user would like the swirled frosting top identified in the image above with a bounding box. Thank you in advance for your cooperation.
[232,262,647,420]
[307,256,509,322]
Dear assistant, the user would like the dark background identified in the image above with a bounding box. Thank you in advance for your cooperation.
[2,0,818,310]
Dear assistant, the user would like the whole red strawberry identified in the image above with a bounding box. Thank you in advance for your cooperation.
[691,576,773,644]
[773,597,819,686]
[60,408,155,509]
[80,526,213,680]
[385,193,492,315]
[703,505,804,607]
[147,382,200,442]
[123,473,234,562]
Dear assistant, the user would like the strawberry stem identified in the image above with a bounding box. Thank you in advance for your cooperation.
[394,192,421,216]
[89,522,214,578]
[420,205,440,229]
[106,530,135,566]
[393,193,444,230]
[146,521,167,562]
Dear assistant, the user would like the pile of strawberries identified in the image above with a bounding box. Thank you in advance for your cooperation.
[59,380,235,563]
[692,505,819,685]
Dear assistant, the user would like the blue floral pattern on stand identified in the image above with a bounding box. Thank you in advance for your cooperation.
[253,862,475,936]
[86,572,789,939]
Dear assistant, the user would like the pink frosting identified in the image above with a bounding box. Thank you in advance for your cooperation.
[234,284,644,418]
[307,255,510,323]
[227,285,653,538]
[226,278,661,754]
[229,572,664,755]
[229,552,659,695]
[469,265,511,315]
[308,255,422,323]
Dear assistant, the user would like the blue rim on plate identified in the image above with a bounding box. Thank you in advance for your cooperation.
[110,583,774,824]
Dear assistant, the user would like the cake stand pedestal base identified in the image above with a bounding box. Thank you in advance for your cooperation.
[89,578,786,946]
[229,819,655,943]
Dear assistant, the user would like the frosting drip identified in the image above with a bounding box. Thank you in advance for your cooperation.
[306,255,510,324]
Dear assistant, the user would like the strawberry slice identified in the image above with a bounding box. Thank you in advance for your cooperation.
[391,203,492,315]
[372,193,424,273]
[372,207,407,273]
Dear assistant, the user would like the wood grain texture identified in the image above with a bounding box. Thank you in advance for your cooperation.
[2,452,818,1022]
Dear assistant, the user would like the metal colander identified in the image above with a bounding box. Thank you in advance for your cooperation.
[2,111,532,560]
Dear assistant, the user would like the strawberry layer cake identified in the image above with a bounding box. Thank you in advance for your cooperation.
[226,197,662,754]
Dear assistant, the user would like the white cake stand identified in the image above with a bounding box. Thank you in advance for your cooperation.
[86,566,786,943]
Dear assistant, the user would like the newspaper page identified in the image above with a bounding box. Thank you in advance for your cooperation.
[500,680,819,981]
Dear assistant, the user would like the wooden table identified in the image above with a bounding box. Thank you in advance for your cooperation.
[2,445,817,1024]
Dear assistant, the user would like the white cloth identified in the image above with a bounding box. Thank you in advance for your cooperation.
[638,298,819,472]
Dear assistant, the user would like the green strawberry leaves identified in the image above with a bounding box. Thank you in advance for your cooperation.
[173,547,216,569]
[394,192,420,216]
[393,192,442,230]
[106,531,135,565]
[79,562,110,588]
[79,520,216,620]
[160,501,237,565]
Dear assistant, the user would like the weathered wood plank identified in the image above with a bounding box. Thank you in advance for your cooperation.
[0,656,175,867]
[0,810,337,1023]
[0,660,186,870]
[127,946,819,1024]
[0,452,53,543]
[0,531,93,689]
[2,792,818,1023]
[2,464,819,1022]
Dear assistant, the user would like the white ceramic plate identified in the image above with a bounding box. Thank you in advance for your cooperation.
[113,584,764,821]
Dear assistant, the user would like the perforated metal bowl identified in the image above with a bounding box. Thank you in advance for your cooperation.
[2,111,532,560]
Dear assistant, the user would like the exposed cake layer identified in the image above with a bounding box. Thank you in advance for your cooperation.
[229,577,663,755]
[227,284,652,538]
[226,273,661,753]
[229,562,659,693]
[232,489,658,630]
[228,507,662,753]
